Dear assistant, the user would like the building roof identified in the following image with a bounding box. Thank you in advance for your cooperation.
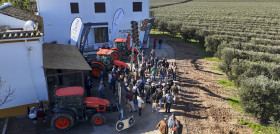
[0,5,42,25]
[0,31,43,39]
[0,4,44,39]
[96,49,113,55]
[43,43,91,71]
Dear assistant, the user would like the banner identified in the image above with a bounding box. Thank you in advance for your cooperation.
[111,8,124,46]
[70,18,83,46]
[143,18,155,48]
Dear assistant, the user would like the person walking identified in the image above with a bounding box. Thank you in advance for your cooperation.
[137,94,145,116]
[156,118,169,134]
[165,90,173,113]
[168,113,177,134]
[158,38,163,49]
[84,76,93,96]
[153,37,157,49]
[126,87,137,112]
[173,120,183,134]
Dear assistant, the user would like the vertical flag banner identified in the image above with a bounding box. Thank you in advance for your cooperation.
[70,18,83,46]
[111,8,124,46]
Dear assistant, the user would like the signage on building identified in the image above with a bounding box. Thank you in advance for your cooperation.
[70,18,83,46]
[111,8,124,46]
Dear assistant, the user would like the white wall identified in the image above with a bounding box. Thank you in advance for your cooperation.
[0,14,26,29]
[37,0,150,46]
[0,38,48,109]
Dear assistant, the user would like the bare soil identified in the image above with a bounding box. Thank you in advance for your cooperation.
[159,37,253,134]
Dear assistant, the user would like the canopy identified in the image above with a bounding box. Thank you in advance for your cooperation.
[55,86,84,96]
[43,43,91,70]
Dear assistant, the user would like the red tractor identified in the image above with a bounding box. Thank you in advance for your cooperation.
[90,49,128,77]
[28,86,121,131]
[110,35,139,62]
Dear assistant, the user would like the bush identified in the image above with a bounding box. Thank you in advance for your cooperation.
[240,75,280,123]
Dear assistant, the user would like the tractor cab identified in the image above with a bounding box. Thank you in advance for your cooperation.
[91,49,129,77]
[96,49,114,70]
[114,39,128,55]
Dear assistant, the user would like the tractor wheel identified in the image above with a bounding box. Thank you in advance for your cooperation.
[51,113,74,132]
[129,54,137,63]
[91,64,105,77]
[112,50,121,60]
[91,113,105,126]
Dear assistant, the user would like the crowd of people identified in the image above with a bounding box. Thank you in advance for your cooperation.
[84,41,182,134]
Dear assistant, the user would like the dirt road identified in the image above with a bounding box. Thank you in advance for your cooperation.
[163,38,252,134]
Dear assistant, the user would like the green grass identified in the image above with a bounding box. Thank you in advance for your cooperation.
[150,29,184,42]
[210,67,223,72]
[239,121,279,134]
[204,57,221,62]
[227,97,243,112]
[217,80,235,86]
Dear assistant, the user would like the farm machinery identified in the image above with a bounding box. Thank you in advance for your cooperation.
[89,49,128,77]
[110,35,139,62]
[27,86,135,131]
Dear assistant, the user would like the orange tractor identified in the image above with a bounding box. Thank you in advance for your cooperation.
[27,86,127,131]
[90,49,128,77]
[110,35,139,62]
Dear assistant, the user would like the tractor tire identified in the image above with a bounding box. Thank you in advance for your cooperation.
[91,113,105,126]
[51,113,74,132]
[91,63,105,77]
[112,50,122,60]
[129,54,137,63]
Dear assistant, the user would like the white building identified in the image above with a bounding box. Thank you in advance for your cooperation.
[0,3,91,117]
[36,0,150,50]
[0,3,47,116]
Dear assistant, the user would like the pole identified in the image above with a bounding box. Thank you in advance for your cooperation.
[130,42,134,71]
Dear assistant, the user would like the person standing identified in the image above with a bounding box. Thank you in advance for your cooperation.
[153,37,157,49]
[172,63,178,80]
[108,72,112,89]
[111,74,117,94]
[84,76,93,96]
[98,80,104,98]
[171,82,179,103]
[160,66,166,82]
[125,87,137,112]
[144,79,151,104]
[168,113,177,134]
[165,90,173,113]
[173,120,183,134]
[152,90,160,113]
[158,38,163,49]
[98,71,105,81]
[151,65,157,81]
[156,118,169,134]
[137,94,144,116]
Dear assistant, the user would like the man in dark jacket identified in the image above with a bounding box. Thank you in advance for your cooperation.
[111,74,117,94]
[158,38,163,49]
[84,76,93,96]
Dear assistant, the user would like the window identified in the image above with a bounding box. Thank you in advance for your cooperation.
[70,3,79,13]
[95,3,106,13]
[133,2,142,12]
[94,27,108,43]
